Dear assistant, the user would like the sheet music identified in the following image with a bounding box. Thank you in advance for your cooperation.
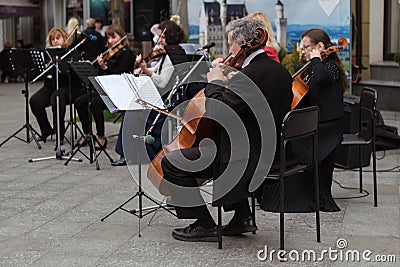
[94,74,164,111]
[123,74,164,109]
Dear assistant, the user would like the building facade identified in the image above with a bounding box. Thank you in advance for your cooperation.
[199,0,247,57]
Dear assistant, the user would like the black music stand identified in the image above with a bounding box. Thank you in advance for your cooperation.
[100,110,176,236]
[29,48,82,163]
[0,49,44,149]
[65,61,114,170]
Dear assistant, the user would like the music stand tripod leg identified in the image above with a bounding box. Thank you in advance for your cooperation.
[100,112,176,232]
[0,69,41,149]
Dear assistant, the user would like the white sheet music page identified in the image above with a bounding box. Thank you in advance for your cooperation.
[95,74,164,110]
[123,74,165,109]
[95,74,135,110]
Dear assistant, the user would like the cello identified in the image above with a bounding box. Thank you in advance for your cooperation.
[145,28,268,195]
[291,37,348,110]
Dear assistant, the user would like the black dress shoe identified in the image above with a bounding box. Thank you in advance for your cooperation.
[172,221,218,242]
[74,139,88,147]
[222,216,257,236]
[111,156,126,166]
[95,138,108,151]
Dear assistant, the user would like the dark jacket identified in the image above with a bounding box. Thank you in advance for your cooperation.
[300,57,345,160]
[79,26,105,62]
[204,52,293,206]
[99,46,135,75]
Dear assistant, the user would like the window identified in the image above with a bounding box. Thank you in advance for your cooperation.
[383,0,400,60]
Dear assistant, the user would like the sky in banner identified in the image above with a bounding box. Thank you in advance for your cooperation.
[188,0,350,26]
[188,0,351,75]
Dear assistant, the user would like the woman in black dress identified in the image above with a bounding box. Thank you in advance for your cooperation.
[74,24,135,150]
[261,28,347,212]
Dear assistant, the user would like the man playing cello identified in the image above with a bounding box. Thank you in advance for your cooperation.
[160,17,293,242]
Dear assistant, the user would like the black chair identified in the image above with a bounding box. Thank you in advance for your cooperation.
[339,87,378,207]
[265,106,320,250]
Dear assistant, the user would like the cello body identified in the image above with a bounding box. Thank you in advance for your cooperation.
[147,89,219,195]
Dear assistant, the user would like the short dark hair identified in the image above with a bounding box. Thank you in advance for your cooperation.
[95,17,104,25]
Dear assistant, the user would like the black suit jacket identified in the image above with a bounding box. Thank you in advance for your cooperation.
[204,52,292,206]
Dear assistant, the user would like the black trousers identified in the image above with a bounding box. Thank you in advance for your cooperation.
[30,83,81,139]
[51,85,81,140]
[30,85,53,136]
[74,94,106,136]
[161,147,250,222]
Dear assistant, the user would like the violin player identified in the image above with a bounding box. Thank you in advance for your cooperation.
[30,27,84,144]
[74,24,134,151]
[114,20,193,165]
[159,17,293,242]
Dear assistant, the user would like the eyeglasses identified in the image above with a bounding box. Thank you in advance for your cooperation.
[302,43,314,50]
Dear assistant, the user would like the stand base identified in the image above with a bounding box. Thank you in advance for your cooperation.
[101,191,176,222]
[0,123,41,149]
[65,134,114,170]
[29,149,82,163]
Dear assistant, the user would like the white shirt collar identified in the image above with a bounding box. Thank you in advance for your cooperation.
[241,48,264,68]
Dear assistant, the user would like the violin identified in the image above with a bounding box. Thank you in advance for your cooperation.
[291,37,348,110]
[104,43,124,62]
[91,35,128,65]
[145,27,268,195]
[136,48,166,65]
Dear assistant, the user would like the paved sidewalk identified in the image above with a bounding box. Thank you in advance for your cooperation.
[0,82,399,266]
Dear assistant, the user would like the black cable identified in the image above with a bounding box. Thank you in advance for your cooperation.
[335,165,400,173]
[333,179,370,199]
[376,150,386,160]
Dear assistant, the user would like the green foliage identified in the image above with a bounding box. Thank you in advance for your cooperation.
[104,110,122,122]
[394,53,400,65]
[280,45,306,75]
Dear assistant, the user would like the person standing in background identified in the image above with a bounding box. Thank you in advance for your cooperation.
[79,18,104,62]
[246,12,280,63]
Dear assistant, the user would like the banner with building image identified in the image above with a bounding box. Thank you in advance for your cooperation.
[188,0,351,85]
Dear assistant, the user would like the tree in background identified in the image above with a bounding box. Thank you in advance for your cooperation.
[280,44,306,76]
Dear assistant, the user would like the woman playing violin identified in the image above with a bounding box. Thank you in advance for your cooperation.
[134,20,185,89]
[30,27,83,143]
[74,24,134,151]
[160,17,293,242]
[113,20,190,165]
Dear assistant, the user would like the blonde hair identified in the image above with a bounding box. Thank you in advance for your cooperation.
[247,12,280,52]
[67,17,80,35]
[45,27,69,47]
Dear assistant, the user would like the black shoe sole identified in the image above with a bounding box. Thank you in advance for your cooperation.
[172,232,218,242]
[222,225,258,236]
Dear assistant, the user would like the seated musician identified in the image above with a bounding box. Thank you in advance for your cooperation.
[159,17,293,242]
[115,20,204,165]
[261,29,346,213]
[29,27,84,144]
[74,24,135,151]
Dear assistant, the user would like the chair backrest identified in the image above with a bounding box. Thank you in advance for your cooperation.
[281,106,319,141]
[359,87,378,141]
[280,106,319,168]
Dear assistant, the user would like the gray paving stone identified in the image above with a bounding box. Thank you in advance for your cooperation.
[0,82,399,266]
